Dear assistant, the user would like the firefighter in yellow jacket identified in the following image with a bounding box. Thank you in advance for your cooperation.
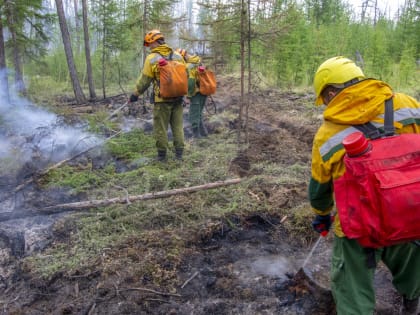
[129,30,186,161]
[309,56,420,314]
[177,48,208,138]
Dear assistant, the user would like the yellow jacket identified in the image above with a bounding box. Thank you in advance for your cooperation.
[185,55,201,97]
[309,79,420,236]
[134,44,186,103]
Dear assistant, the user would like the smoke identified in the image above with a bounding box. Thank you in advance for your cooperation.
[0,72,102,177]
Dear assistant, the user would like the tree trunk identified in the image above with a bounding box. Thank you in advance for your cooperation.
[74,0,81,53]
[82,0,96,100]
[246,0,251,144]
[55,0,86,104]
[4,0,26,95]
[101,5,106,99]
[238,0,245,146]
[0,9,10,103]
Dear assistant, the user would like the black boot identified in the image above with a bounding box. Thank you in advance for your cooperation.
[175,148,183,160]
[401,296,419,315]
[192,127,201,138]
[156,150,167,162]
[199,122,208,137]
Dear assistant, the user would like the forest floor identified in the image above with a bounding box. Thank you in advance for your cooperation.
[0,74,405,314]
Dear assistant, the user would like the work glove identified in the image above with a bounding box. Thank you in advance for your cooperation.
[129,94,139,103]
[312,214,333,236]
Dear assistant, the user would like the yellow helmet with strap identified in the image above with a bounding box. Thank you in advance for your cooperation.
[314,56,365,105]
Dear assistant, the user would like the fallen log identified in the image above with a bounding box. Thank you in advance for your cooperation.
[41,178,243,212]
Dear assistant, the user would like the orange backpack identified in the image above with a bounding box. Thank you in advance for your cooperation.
[197,66,217,96]
[158,53,188,98]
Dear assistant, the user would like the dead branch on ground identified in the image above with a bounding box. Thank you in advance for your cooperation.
[0,179,243,222]
[41,178,243,212]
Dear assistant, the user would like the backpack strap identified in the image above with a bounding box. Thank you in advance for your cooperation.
[383,98,395,136]
[353,98,394,139]
[353,122,382,140]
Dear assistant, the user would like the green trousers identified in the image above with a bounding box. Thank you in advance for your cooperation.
[331,236,420,315]
[188,93,207,129]
[153,101,184,152]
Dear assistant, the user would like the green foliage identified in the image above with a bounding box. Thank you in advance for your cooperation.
[9,0,420,102]
[397,45,418,89]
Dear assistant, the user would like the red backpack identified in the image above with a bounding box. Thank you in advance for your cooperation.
[334,98,420,248]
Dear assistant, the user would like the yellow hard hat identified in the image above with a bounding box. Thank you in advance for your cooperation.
[143,29,164,47]
[313,56,365,105]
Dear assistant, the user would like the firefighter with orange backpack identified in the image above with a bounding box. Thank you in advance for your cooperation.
[129,30,187,161]
[177,48,211,138]
[308,56,420,314]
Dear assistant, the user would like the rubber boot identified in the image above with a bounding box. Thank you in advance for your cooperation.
[192,127,201,139]
[401,297,419,315]
[175,148,183,161]
[199,121,208,137]
[156,150,167,162]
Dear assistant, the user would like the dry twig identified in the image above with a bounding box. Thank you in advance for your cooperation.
[119,287,181,297]
[181,271,199,289]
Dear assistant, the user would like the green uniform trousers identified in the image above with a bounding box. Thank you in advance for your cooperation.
[188,93,207,129]
[153,101,184,152]
[331,236,420,315]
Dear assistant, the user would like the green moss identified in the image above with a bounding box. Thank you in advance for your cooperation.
[105,128,155,160]
[44,165,103,193]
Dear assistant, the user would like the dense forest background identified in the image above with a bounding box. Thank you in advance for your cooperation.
[0,0,418,104]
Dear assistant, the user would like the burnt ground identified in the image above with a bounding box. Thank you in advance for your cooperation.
[0,75,405,314]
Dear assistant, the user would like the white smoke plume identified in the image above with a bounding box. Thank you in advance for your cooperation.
[0,72,102,177]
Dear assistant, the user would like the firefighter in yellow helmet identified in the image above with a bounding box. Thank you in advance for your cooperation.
[129,29,186,161]
[308,56,420,314]
[177,48,209,138]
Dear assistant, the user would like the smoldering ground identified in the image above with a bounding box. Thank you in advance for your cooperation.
[0,74,104,261]
[0,86,101,180]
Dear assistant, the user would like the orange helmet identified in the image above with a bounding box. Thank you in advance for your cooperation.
[143,29,164,47]
[176,48,187,58]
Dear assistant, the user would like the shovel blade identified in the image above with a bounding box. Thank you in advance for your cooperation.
[291,233,335,311]
[292,267,335,313]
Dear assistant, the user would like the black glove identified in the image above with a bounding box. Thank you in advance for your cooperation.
[312,214,332,236]
[129,94,139,103]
